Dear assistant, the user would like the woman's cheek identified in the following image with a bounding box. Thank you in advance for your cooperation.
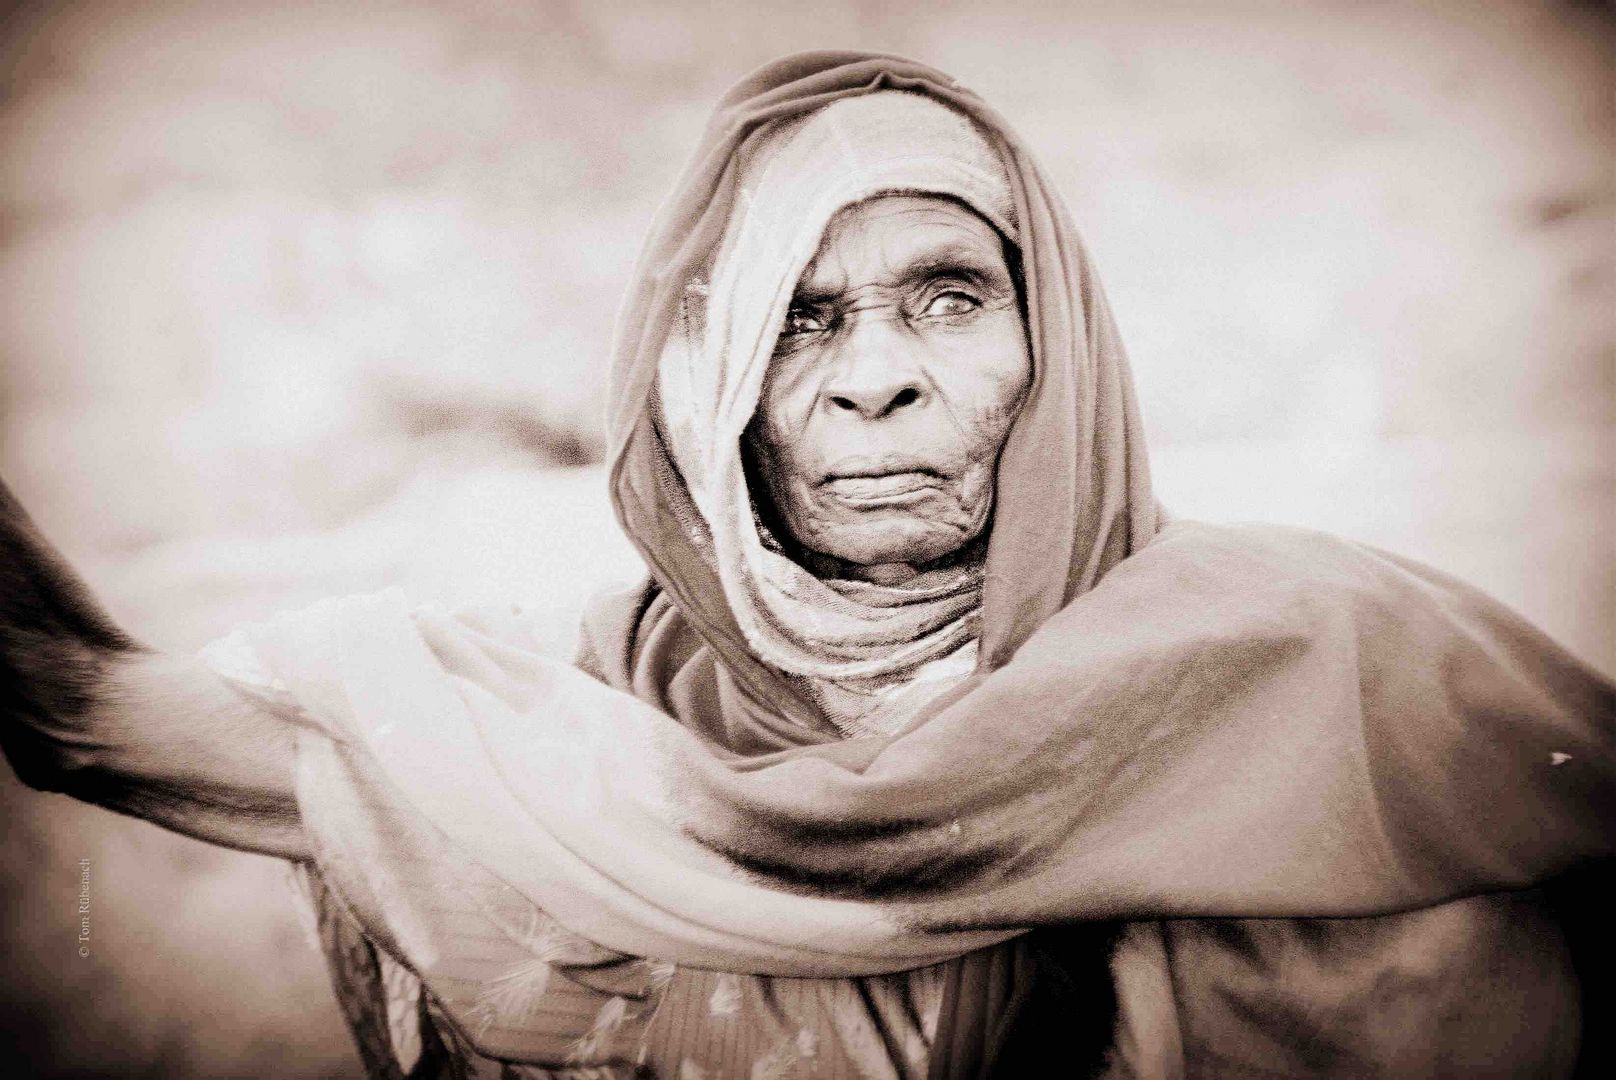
[754,388,816,474]
[952,383,1025,463]
[936,331,1030,450]
[958,461,996,522]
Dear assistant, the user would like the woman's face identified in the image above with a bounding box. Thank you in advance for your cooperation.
[745,194,1031,582]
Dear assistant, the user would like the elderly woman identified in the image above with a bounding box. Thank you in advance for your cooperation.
[2,52,1612,1079]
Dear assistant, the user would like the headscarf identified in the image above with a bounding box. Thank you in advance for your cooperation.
[609,53,1157,739]
[206,52,1614,1074]
[656,88,1022,734]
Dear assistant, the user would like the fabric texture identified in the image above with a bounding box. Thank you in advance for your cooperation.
[202,51,1615,1078]
[208,610,965,1080]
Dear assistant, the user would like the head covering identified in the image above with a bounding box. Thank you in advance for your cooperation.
[610,53,1158,736]
[208,51,1614,1075]
[656,88,1025,734]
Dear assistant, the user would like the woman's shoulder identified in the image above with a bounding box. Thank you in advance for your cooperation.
[1129,518,1484,610]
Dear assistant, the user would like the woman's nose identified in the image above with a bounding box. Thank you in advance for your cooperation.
[820,322,929,421]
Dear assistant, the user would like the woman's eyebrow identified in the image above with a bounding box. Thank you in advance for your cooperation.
[899,251,1009,290]
[790,245,1011,307]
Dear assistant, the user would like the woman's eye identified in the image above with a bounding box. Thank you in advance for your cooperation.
[922,291,980,318]
[783,308,830,335]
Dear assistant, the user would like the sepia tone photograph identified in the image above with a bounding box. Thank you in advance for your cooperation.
[1,2,1611,1077]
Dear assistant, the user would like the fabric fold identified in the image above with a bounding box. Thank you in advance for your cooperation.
[220,521,1613,977]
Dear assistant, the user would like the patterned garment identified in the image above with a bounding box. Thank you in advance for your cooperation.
[289,860,949,1080]
[216,629,952,1080]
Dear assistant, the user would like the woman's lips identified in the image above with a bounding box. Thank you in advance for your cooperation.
[823,471,941,504]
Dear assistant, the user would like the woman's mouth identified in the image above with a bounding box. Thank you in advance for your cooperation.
[822,470,941,505]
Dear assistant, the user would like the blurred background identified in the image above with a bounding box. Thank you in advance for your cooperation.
[0,1,1610,1076]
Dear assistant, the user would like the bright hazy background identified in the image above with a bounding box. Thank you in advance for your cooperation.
[1,2,1610,1076]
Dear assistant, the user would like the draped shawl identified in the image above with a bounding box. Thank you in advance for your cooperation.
[208,52,1616,1077]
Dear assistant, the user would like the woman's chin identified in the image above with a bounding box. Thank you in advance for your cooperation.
[797,521,978,578]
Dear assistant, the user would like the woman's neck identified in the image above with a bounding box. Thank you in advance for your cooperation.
[795,532,990,586]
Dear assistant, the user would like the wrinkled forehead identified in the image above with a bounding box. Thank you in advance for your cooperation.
[726,90,1018,268]
[796,193,1017,299]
